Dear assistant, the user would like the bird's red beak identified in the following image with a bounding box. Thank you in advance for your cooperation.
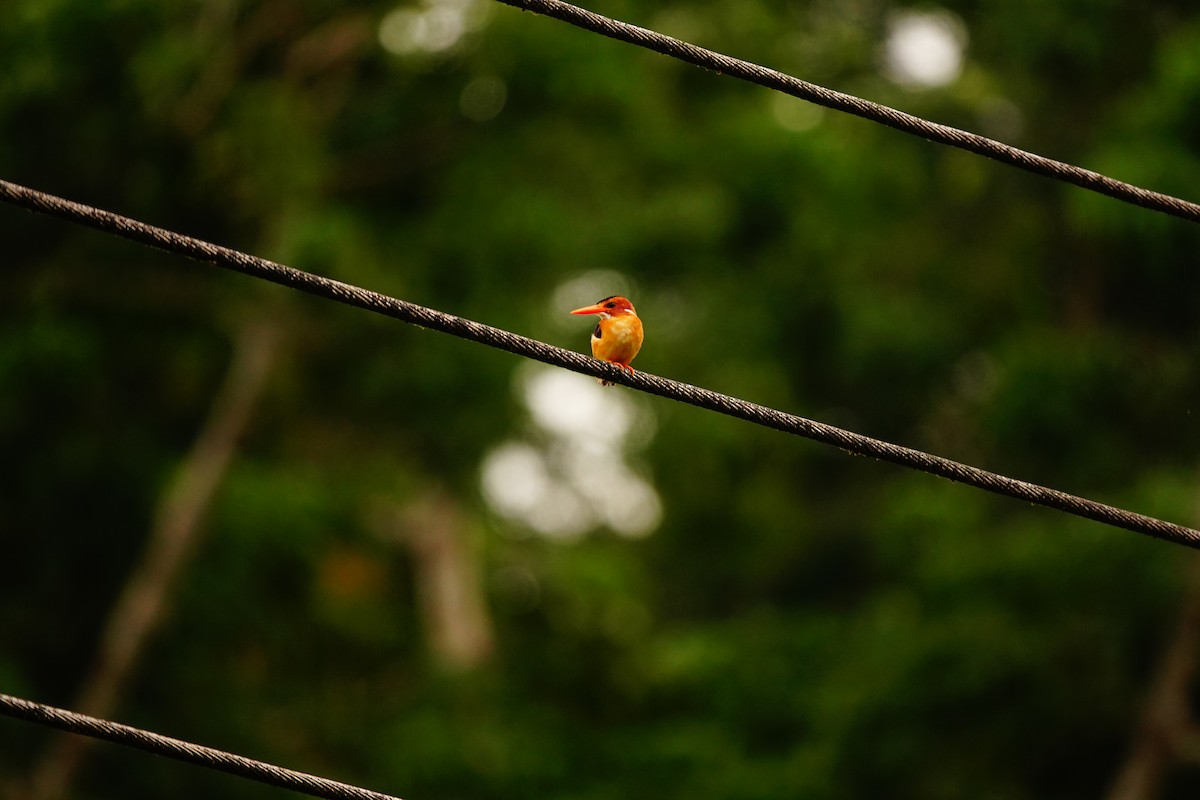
[570,303,606,315]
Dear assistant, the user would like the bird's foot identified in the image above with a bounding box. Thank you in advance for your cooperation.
[596,362,635,387]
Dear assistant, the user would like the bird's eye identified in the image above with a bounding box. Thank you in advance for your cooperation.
[604,302,616,309]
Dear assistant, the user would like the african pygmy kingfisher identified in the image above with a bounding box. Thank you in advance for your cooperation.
[570,295,643,386]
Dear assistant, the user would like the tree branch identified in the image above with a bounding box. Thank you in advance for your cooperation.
[1105,553,1200,800]
[24,318,280,800]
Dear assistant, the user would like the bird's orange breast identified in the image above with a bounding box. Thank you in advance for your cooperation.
[591,314,643,367]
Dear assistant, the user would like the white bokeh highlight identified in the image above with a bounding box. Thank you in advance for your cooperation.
[379,0,490,56]
[882,9,968,90]
[481,332,661,539]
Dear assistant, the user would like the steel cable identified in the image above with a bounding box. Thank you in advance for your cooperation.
[0,693,404,800]
[2,178,1197,548]
[492,0,1200,224]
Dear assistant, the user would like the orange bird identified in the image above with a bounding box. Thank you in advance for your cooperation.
[570,295,644,386]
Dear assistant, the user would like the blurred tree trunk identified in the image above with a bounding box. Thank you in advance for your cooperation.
[24,318,280,800]
[390,489,495,671]
[1105,553,1200,800]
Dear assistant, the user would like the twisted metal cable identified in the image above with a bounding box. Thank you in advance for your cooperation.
[2,177,1197,548]
[0,693,404,800]
[492,0,1200,224]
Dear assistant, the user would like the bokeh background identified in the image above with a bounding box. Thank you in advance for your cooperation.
[4,0,1200,798]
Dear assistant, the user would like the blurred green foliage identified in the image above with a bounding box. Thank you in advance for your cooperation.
[4,0,1200,798]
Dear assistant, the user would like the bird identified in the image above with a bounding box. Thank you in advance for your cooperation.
[570,295,644,386]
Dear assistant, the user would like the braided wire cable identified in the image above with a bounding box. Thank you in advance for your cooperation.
[0,693,404,800]
[2,178,1197,548]
[492,0,1200,224]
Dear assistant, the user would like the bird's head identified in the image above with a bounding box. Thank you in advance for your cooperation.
[570,295,637,318]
